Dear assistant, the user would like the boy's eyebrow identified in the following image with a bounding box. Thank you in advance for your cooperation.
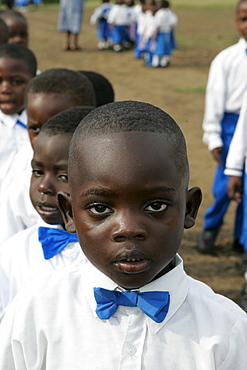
[80,186,175,198]
[31,160,68,169]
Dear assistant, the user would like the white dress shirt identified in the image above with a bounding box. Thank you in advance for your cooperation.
[225,91,247,177]
[153,8,175,33]
[1,255,246,369]
[0,164,42,246]
[202,38,247,151]
[0,223,86,322]
[108,4,129,26]
[0,110,29,201]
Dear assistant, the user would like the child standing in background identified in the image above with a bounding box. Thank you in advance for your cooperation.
[198,0,247,254]
[0,9,28,46]
[0,44,36,204]
[0,107,93,322]
[0,68,96,245]
[90,0,113,50]
[108,0,129,51]
[58,0,85,51]
[225,90,247,311]
[151,0,177,68]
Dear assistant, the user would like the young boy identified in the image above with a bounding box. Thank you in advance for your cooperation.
[1,100,247,369]
[225,90,247,310]
[0,10,28,46]
[198,0,247,253]
[90,0,113,50]
[0,43,36,204]
[0,67,96,245]
[0,106,93,322]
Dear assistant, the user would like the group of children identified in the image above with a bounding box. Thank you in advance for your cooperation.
[90,0,177,67]
[0,1,247,368]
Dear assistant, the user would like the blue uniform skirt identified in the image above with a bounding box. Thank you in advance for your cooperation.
[154,32,171,56]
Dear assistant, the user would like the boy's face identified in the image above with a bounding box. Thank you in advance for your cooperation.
[0,57,32,115]
[60,132,201,289]
[5,17,28,46]
[27,92,80,148]
[236,1,247,40]
[30,132,70,225]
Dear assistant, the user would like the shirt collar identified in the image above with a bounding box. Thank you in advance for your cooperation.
[238,37,247,49]
[80,254,188,334]
[0,109,27,128]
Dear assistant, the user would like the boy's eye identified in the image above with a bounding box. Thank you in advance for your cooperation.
[32,169,43,177]
[145,201,167,213]
[58,174,68,182]
[87,203,112,216]
[28,126,41,134]
[240,17,247,22]
[12,79,24,86]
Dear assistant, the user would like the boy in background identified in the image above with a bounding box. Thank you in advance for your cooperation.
[225,90,247,311]
[1,101,246,369]
[0,10,28,46]
[198,0,247,253]
[0,43,36,203]
[0,68,96,245]
[0,106,93,322]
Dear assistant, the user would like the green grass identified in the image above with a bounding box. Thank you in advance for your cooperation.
[174,86,206,94]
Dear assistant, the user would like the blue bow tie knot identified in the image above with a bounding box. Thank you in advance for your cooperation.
[38,226,78,260]
[16,119,27,129]
[94,287,170,323]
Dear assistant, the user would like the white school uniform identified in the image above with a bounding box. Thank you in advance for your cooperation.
[202,38,247,151]
[107,4,129,26]
[0,110,29,202]
[225,91,247,177]
[0,223,86,322]
[0,167,42,246]
[1,254,247,369]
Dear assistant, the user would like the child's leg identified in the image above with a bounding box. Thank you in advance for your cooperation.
[64,31,71,50]
[199,113,242,253]
[71,33,79,50]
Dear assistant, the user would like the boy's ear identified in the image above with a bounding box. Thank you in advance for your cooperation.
[184,187,202,229]
[57,191,77,234]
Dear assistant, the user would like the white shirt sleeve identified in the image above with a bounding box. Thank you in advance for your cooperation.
[202,53,228,151]
[225,93,247,177]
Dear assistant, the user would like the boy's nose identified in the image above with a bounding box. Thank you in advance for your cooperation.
[111,212,148,242]
[38,177,54,195]
[0,81,11,93]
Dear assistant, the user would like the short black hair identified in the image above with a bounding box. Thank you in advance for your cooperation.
[0,44,36,76]
[0,9,28,25]
[79,71,114,107]
[237,0,247,12]
[26,68,96,107]
[0,19,9,44]
[70,100,189,182]
[41,106,95,137]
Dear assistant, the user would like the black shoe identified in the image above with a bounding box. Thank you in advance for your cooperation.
[198,228,219,254]
[240,282,247,312]
[232,238,244,253]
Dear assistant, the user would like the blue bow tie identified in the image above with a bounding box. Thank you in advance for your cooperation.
[94,287,170,323]
[16,119,27,129]
[38,226,78,260]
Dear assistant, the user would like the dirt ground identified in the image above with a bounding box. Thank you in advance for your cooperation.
[11,3,244,304]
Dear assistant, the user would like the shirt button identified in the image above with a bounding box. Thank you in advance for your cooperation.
[126,345,136,356]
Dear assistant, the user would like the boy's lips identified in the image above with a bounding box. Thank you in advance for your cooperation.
[113,253,150,274]
[0,101,15,110]
[35,202,59,217]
